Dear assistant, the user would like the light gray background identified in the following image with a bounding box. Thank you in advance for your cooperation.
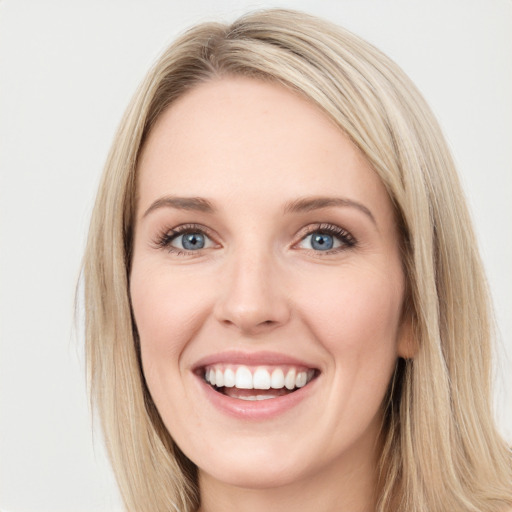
[0,1,510,511]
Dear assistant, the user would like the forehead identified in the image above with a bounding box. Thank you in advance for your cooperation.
[136,77,393,221]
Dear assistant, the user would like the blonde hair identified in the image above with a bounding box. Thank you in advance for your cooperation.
[82,9,512,512]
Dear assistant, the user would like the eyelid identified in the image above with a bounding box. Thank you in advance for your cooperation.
[151,221,356,256]
[153,223,221,254]
[292,223,357,253]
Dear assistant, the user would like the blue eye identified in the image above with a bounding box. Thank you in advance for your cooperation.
[296,225,356,253]
[155,224,218,254]
[310,232,334,250]
[171,232,211,251]
[300,231,340,251]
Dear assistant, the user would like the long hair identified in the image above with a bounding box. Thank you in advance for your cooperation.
[82,9,512,512]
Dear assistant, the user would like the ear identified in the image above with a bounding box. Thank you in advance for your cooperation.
[397,312,417,359]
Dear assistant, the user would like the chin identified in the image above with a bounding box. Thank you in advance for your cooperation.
[184,427,331,491]
[198,454,308,490]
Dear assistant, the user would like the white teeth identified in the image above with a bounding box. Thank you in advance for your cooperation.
[271,368,285,389]
[296,371,307,388]
[253,368,271,389]
[285,368,296,390]
[235,366,253,389]
[238,394,278,401]
[215,368,224,387]
[204,364,315,391]
[224,368,235,388]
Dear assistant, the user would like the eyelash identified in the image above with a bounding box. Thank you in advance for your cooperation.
[296,223,357,254]
[153,222,357,256]
[153,223,216,256]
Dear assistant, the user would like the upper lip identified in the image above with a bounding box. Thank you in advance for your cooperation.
[191,350,319,372]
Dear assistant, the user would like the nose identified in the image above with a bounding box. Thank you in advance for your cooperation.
[214,249,291,336]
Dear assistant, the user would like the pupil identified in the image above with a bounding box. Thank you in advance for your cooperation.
[182,233,205,250]
[311,233,333,251]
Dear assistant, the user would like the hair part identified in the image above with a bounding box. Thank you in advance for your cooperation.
[82,9,512,512]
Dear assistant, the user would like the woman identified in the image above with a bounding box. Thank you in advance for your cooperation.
[82,9,512,512]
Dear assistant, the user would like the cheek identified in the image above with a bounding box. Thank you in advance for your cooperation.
[297,266,404,437]
[130,265,214,367]
[297,264,404,376]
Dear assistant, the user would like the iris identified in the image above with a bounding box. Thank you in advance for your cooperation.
[182,233,205,250]
[310,233,334,251]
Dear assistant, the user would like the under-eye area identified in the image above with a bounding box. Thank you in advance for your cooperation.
[199,365,319,401]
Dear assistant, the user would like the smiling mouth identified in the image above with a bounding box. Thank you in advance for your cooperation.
[201,365,318,401]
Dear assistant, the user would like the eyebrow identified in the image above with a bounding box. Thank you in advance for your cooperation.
[142,196,216,218]
[284,196,376,225]
[142,194,376,225]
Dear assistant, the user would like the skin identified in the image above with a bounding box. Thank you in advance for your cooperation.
[130,77,412,512]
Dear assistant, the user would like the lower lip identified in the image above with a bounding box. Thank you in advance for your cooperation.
[195,374,318,420]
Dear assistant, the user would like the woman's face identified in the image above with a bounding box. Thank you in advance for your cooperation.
[130,77,410,491]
